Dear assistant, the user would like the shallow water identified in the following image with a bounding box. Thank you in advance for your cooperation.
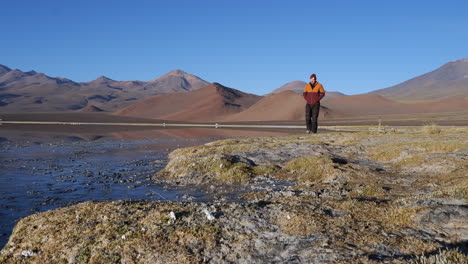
[0,134,216,248]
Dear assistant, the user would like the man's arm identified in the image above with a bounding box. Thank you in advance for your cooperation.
[318,85,325,101]
[303,84,308,101]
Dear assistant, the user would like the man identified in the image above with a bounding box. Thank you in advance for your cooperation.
[303,73,325,134]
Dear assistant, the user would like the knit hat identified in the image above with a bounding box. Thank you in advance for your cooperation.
[310,73,316,80]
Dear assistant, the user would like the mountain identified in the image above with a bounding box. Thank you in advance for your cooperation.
[115,83,261,121]
[143,70,209,94]
[0,70,78,90]
[0,65,12,75]
[272,81,306,94]
[370,58,468,102]
[223,90,339,121]
[0,65,210,112]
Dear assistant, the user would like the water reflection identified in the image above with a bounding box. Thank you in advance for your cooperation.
[0,124,300,142]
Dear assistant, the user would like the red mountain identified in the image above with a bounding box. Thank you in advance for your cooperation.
[115,83,261,122]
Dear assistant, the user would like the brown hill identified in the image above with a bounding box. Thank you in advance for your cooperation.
[223,91,339,121]
[115,83,261,122]
[0,65,210,112]
[405,98,468,113]
[322,94,404,117]
[322,94,468,118]
[370,58,468,102]
[322,91,346,101]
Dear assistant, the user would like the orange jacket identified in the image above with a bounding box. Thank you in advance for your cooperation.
[303,82,325,104]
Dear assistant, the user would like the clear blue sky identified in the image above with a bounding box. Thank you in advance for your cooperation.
[1,0,467,95]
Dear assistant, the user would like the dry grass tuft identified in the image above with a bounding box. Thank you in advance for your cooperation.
[252,164,281,176]
[280,155,339,184]
[422,122,442,134]
[159,154,256,184]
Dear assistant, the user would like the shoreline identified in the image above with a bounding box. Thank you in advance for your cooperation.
[2,112,468,127]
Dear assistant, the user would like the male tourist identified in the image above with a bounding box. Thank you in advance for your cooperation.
[303,73,325,134]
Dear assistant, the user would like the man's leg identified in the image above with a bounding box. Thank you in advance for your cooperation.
[311,103,320,133]
[305,104,312,132]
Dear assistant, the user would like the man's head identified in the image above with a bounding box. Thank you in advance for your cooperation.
[310,73,317,83]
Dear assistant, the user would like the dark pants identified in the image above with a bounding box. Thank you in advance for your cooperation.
[305,103,320,133]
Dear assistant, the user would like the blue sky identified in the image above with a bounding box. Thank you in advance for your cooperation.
[1,0,467,95]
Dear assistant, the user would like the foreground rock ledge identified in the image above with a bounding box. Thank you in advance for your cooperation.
[1,128,468,263]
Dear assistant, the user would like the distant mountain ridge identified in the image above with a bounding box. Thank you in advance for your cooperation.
[2,58,468,121]
[370,58,468,102]
[0,65,209,112]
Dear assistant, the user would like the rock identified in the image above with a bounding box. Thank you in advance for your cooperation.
[168,211,176,224]
[202,208,216,221]
[417,204,468,240]
[21,250,39,257]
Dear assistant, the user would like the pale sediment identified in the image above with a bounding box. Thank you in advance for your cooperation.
[1,127,467,263]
